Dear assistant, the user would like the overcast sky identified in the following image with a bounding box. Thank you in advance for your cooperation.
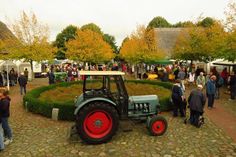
[0,0,234,46]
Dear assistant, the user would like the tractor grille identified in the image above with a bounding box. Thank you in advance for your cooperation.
[133,103,150,113]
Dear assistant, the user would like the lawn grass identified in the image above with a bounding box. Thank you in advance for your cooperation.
[39,82,171,104]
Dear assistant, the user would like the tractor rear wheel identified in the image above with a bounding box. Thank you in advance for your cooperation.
[76,102,119,144]
[148,116,168,136]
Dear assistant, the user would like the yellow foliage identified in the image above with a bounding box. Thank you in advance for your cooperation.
[9,11,54,62]
[225,1,236,31]
[173,22,226,61]
[66,29,114,63]
[120,25,165,64]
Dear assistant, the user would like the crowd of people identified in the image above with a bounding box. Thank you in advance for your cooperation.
[0,69,18,87]
[0,62,235,150]
[171,66,236,128]
[0,68,29,88]
[46,63,125,84]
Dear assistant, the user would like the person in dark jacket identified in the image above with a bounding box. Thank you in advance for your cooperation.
[48,71,55,85]
[188,85,206,127]
[171,79,185,117]
[229,71,236,100]
[9,69,16,86]
[0,98,4,151]
[0,73,3,87]
[24,68,29,81]
[0,89,13,145]
[206,75,216,109]
[18,72,27,95]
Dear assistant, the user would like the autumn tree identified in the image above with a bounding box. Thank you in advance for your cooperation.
[173,21,195,28]
[173,27,207,62]
[198,17,215,27]
[9,11,54,78]
[81,23,103,35]
[225,1,236,31]
[147,16,171,29]
[81,23,118,53]
[103,34,118,53]
[120,25,165,64]
[66,29,114,63]
[173,21,226,63]
[120,25,165,78]
[54,25,77,59]
[218,29,236,62]
[219,1,236,62]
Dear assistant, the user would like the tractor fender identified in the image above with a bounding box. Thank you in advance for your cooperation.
[74,97,117,115]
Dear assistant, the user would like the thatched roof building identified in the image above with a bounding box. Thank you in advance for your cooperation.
[154,28,183,57]
[0,21,16,41]
[0,21,17,55]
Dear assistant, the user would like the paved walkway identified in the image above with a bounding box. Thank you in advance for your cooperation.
[185,85,236,142]
[205,101,236,142]
[0,79,236,157]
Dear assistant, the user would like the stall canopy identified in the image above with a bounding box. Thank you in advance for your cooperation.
[147,59,173,65]
[213,60,236,66]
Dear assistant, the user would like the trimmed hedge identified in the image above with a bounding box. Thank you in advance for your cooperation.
[23,81,82,121]
[23,80,173,121]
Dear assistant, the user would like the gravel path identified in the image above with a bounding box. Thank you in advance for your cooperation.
[1,79,236,157]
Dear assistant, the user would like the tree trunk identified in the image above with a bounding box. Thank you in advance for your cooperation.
[190,60,193,72]
[135,64,138,79]
[30,60,34,81]
[140,63,144,80]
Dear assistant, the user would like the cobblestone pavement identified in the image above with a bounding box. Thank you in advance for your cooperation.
[1,79,236,157]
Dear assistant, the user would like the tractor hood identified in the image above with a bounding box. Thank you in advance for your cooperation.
[129,95,159,105]
[128,95,160,116]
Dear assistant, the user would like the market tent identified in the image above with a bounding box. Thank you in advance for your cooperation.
[213,60,236,66]
[213,60,236,74]
[0,60,17,71]
[0,60,17,90]
[147,59,173,65]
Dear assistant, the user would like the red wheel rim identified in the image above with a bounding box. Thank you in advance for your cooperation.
[152,120,165,135]
[83,110,113,139]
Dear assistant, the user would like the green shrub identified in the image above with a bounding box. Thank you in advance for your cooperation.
[54,72,67,82]
[23,80,173,121]
[23,81,82,121]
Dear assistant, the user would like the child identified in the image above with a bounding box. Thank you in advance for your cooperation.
[0,89,13,145]
[0,105,4,151]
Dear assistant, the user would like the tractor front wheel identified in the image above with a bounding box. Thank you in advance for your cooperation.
[148,116,168,136]
[76,102,119,144]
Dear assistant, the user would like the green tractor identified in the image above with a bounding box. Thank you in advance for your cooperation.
[74,71,168,144]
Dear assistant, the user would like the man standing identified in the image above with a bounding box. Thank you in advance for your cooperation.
[24,68,29,81]
[171,79,185,117]
[48,70,55,85]
[9,69,16,86]
[206,75,216,109]
[18,72,27,95]
[178,68,186,92]
[196,72,206,88]
[188,85,206,127]
[67,67,73,82]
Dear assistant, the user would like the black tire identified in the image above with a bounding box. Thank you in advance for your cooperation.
[148,116,168,136]
[76,102,119,144]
